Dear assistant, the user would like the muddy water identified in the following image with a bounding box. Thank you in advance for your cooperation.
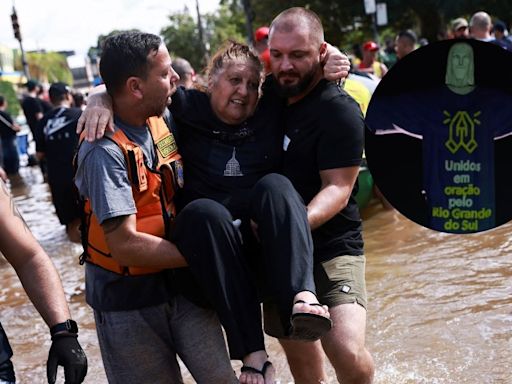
[1,166,511,383]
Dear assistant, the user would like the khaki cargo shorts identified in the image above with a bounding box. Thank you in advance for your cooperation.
[264,255,367,338]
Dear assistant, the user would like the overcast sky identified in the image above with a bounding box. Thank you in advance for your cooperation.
[0,0,220,57]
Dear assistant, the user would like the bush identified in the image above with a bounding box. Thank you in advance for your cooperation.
[0,81,21,117]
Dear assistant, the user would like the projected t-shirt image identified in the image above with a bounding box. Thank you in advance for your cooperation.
[365,39,512,234]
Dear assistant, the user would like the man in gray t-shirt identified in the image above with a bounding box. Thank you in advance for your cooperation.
[74,32,237,383]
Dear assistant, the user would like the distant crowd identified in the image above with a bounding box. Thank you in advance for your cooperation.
[350,10,511,82]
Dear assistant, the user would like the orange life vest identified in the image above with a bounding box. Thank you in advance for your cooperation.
[79,116,183,276]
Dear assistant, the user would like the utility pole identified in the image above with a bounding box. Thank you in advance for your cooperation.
[195,0,209,66]
[371,13,379,43]
[363,0,380,43]
[11,6,30,79]
[241,0,254,46]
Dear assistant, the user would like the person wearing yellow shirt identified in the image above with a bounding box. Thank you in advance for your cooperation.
[357,41,388,79]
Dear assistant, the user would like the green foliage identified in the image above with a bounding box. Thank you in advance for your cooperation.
[0,81,20,117]
[205,3,246,56]
[88,29,141,60]
[161,9,207,71]
[161,3,246,73]
[25,52,73,85]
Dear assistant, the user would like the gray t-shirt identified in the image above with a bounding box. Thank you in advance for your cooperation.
[75,116,172,311]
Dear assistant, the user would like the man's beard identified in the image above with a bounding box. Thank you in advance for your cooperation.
[149,96,171,117]
[150,104,167,117]
[274,65,318,98]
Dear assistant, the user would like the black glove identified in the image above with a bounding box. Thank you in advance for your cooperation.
[47,334,87,384]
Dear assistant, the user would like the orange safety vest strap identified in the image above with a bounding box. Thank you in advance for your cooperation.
[148,116,179,163]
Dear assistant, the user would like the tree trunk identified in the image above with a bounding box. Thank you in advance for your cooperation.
[241,0,254,46]
[412,3,445,43]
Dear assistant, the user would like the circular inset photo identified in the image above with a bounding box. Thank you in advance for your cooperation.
[365,39,512,234]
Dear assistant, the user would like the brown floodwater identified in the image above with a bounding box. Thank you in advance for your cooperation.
[1,166,511,383]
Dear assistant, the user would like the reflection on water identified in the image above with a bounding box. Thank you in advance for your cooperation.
[1,167,511,383]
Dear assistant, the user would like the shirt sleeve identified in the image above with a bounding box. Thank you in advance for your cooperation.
[5,112,13,125]
[317,93,364,170]
[0,112,14,137]
[366,90,428,136]
[75,140,136,224]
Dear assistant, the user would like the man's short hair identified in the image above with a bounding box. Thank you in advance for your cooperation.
[269,7,324,45]
[172,58,194,80]
[99,31,163,96]
[397,29,418,45]
[0,95,5,107]
[469,11,491,30]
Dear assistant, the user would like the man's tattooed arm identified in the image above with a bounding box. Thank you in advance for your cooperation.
[0,179,30,233]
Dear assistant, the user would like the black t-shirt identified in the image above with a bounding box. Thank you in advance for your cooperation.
[0,110,16,139]
[21,95,44,132]
[169,86,284,218]
[35,106,82,186]
[280,78,365,260]
[40,99,53,113]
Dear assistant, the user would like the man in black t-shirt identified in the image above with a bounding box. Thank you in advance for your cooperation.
[264,8,375,384]
[21,80,45,135]
[35,83,82,242]
[21,80,46,171]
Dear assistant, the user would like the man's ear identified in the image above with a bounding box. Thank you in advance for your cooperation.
[319,42,328,62]
[127,77,143,99]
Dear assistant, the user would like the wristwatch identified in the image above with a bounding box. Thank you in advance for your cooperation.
[50,319,78,337]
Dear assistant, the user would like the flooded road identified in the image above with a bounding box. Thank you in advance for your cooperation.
[1,166,511,383]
